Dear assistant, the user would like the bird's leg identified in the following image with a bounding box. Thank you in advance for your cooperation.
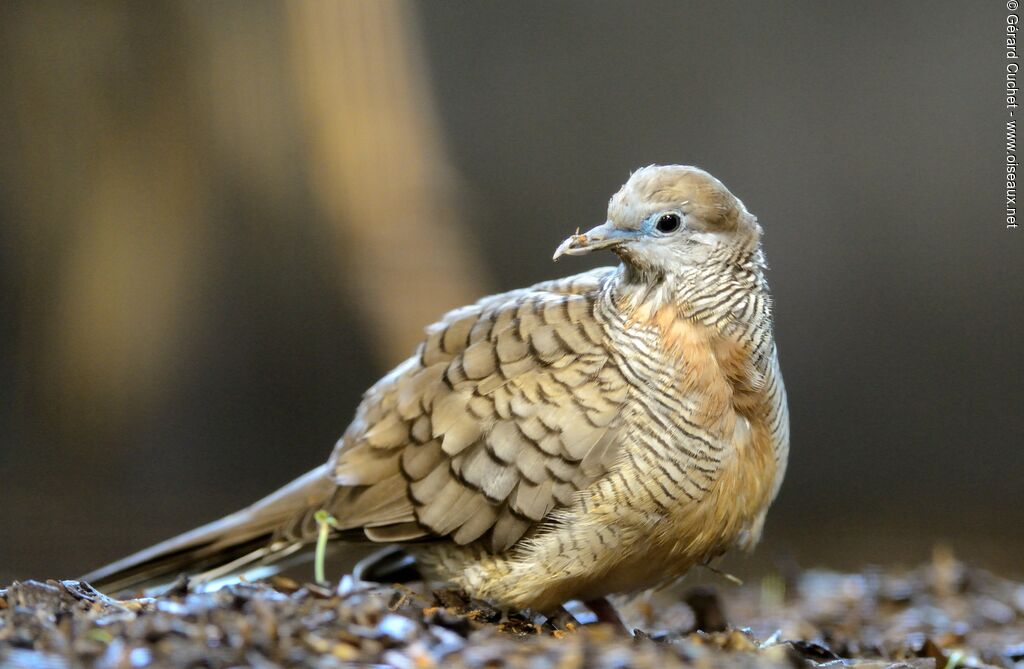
[583,597,629,633]
[544,605,580,632]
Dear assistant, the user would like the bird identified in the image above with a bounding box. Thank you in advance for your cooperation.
[82,164,789,625]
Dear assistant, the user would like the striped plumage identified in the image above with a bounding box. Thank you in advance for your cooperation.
[83,165,789,617]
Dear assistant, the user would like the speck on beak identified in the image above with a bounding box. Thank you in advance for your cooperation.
[552,222,630,261]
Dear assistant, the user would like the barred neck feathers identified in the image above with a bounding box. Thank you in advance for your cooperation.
[600,242,776,436]
[608,242,771,339]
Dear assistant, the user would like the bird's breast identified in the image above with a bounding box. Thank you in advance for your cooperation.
[608,296,782,563]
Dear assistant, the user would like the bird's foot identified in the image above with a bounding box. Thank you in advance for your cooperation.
[544,605,581,634]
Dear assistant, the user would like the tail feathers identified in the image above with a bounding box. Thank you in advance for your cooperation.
[81,464,336,596]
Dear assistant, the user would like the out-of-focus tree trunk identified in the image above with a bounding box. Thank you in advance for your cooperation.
[1,3,215,441]
[287,0,486,364]
[1,0,483,443]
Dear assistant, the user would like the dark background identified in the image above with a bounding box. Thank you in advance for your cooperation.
[1,1,1020,584]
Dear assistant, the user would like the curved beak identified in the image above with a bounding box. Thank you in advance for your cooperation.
[552,222,636,261]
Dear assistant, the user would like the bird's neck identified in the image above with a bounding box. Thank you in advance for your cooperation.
[609,246,770,333]
[603,246,779,423]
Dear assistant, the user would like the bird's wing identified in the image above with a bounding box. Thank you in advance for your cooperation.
[323,267,628,551]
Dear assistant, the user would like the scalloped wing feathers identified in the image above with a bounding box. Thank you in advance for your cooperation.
[326,268,627,551]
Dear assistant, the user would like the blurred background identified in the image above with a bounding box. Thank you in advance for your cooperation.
[1,1,1020,583]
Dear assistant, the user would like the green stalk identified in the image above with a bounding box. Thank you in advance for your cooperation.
[314,510,338,586]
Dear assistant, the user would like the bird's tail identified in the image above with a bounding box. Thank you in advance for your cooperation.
[80,464,336,596]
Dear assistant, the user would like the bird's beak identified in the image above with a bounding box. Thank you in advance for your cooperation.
[552,222,635,261]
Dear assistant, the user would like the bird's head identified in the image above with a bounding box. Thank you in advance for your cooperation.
[553,165,761,276]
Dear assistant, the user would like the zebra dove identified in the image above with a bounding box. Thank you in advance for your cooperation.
[84,165,789,621]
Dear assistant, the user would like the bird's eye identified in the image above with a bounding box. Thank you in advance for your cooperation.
[655,213,681,233]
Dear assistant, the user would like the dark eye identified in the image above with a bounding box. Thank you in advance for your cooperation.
[655,213,681,233]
